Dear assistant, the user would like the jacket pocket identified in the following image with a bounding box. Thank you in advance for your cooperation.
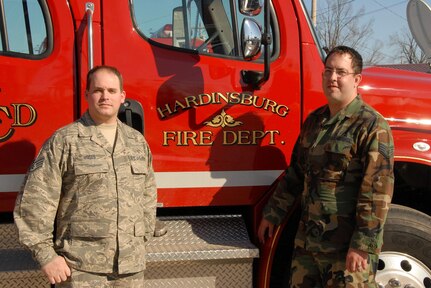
[70,221,112,238]
[73,160,114,215]
[316,141,353,207]
[131,161,148,175]
[130,161,148,206]
[74,161,109,175]
[320,140,353,182]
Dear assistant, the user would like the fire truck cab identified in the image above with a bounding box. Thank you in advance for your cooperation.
[0,0,430,287]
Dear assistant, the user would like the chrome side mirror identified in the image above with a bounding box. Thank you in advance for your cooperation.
[172,6,187,48]
[238,0,262,16]
[241,18,262,60]
[240,0,271,89]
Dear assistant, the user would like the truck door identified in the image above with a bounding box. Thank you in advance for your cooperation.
[100,0,302,208]
[0,0,76,211]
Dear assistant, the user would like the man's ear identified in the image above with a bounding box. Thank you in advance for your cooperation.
[355,73,362,86]
[121,90,126,103]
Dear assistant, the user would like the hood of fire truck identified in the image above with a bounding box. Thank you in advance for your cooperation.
[360,66,431,164]
[360,66,431,131]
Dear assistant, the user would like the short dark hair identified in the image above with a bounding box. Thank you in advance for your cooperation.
[86,65,124,91]
[324,46,363,74]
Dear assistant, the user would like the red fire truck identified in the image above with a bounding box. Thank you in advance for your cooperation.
[0,0,430,287]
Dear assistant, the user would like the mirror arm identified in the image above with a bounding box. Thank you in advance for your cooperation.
[241,0,271,90]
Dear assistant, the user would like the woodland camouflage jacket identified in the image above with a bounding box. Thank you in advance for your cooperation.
[263,96,394,254]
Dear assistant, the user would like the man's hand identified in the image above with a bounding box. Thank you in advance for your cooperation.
[41,256,71,284]
[346,248,368,273]
[258,218,275,244]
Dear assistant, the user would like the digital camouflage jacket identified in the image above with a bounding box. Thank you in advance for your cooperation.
[14,111,157,274]
[263,96,394,254]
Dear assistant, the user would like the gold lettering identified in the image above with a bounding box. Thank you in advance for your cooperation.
[251,130,266,144]
[240,93,253,105]
[156,92,290,119]
[251,95,265,108]
[184,95,199,108]
[182,131,198,146]
[223,130,280,145]
[163,131,177,146]
[223,130,254,145]
[12,104,37,127]
[200,131,213,145]
[263,99,277,113]
[157,104,173,119]
[198,94,212,105]
[213,92,229,104]
[276,105,289,117]
[266,130,280,144]
[223,130,237,145]
[163,131,214,146]
[163,129,281,146]
[229,92,241,104]
[237,131,251,145]
[173,100,187,113]
[0,106,14,142]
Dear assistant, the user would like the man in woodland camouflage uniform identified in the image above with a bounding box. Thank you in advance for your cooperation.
[258,46,394,287]
[14,65,157,287]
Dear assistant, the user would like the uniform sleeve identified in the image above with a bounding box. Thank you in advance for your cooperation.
[143,143,157,239]
[262,138,304,225]
[350,118,394,254]
[13,134,64,267]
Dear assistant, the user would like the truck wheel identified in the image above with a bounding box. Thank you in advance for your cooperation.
[376,204,431,288]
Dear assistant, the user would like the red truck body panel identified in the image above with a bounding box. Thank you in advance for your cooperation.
[0,0,430,212]
[1,0,431,286]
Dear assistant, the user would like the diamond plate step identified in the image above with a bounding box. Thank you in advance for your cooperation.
[0,223,49,287]
[0,215,259,288]
[145,215,259,287]
[146,215,259,262]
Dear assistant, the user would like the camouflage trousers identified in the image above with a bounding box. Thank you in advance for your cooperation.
[290,247,379,288]
[55,268,145,288]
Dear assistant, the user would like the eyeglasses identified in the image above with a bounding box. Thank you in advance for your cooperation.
[323,68,357,78]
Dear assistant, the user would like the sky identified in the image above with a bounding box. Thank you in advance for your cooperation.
[307,0,431,64]
[354,0,411,62]
[352,0,417,63]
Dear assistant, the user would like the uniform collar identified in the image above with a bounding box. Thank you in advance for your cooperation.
[321,95,362,126]
[78,111,99,137]
[78,110,138,141]
[342,95,363,118]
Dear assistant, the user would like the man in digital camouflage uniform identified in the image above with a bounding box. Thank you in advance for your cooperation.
[14,65,157,287]
[258,46,394,287]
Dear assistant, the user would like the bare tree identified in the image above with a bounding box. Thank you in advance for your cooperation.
[389,28,428,64]
[314,0,385,65]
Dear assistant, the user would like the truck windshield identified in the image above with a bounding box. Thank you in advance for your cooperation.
[131,0,273,59]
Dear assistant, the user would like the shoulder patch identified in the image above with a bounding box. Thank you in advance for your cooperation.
[29,156,45,172]
[378,143,394,160]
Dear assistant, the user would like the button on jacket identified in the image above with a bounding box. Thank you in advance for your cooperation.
[14,111,157,274]
[263,96,394,254]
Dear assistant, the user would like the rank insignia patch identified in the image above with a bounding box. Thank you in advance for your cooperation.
[29,157,45,172]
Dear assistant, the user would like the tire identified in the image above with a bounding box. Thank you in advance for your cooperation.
[376,204,431,288]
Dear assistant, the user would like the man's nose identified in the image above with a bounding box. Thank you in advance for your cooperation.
[100,90,109,99]
[328,70,338,80]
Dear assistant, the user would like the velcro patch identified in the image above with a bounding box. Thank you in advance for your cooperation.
[378,143,393,160]
[29,157,45,172]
